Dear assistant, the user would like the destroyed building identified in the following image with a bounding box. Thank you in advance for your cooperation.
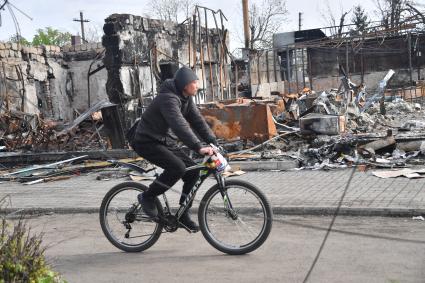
[0,12,230,151]
[0,41,109,151]
[101,12,231,147]
[272,22,425,98]
[0,42,106,120]
[2,9,425,173]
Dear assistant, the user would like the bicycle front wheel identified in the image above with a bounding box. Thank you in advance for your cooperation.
[99,182,163,252]
[198,179,273,255]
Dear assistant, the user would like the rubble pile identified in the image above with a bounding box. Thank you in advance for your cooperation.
[0,110,109,152]
[227,98,425,170]
[347,99,425,134]
[224,71,425,171]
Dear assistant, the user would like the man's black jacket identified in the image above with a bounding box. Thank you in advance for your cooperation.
[134,79,216,151]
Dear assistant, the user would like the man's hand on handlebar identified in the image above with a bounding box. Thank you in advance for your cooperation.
[198,146,214,156]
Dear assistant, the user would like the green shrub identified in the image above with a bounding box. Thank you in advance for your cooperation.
[0,199,67,283]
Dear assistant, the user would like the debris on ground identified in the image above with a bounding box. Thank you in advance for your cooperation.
[200,98,279,143]
[210,70,425,172]
[0,156,148,184]
[412,216,425,221]
[0,101,112,153]
[299,113,345,135]
[222,170,246,177]
[372,168,425,179]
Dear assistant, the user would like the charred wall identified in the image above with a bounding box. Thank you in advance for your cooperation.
[0,42,106,121]
[308,33,425,88]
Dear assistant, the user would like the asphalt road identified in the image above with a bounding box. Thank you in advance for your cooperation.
[19,214,425,283]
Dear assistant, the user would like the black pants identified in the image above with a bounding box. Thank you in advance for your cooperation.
[131,140,200,206]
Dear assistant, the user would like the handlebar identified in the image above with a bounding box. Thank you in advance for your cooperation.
[209,143,227,155]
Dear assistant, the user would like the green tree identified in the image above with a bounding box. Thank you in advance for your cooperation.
[8,34,31,45]
[351,5,370,34]
[32,27,72,46]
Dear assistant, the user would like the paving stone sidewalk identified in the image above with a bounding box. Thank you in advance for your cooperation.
[1,168,424,216]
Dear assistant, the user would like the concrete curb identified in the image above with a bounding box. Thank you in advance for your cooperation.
[272,207,425,217]
[2,206,424,218]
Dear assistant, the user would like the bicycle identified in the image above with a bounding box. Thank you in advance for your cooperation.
[99,146,273,255]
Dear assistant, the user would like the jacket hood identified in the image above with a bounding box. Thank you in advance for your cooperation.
[159,79,188,101]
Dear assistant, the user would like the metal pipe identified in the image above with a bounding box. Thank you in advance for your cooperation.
[219,43,224,100]
[307,48,313,90]
[219,13,229,99]
[213,46,221,100]
[286,47,292,94]
[212,12,224,100]
[188,17,191,67]
[360,48,364,83]
[15,65,25,112]
[192,14,197,69]
[235,63,239,98]
[273,50,277,82]
[197,7,207,95]
[294,48,299,93]
[2,62,9,111]
[345,42,349,78]
[242,0,250,49]
[301,47,306,88]
[149,48,155,99]
[408,32,413,85]
[222,30,229,99]
[266,51,270,83]
[204,8,215,101]
[257,53,260,86]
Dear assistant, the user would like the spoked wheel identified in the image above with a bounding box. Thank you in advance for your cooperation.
[99,182,164,252]
[199,179,273,255]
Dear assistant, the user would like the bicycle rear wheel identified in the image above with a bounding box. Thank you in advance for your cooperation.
[99,182,163,252]
[198,179,273,255]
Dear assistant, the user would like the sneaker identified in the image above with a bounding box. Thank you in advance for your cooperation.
[179,210,199,232]
[138,193,158,218]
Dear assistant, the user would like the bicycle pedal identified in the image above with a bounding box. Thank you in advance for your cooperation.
[178,222,199,233]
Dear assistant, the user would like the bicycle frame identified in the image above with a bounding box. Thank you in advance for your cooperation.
[161,164,227,220]
[109,156,232,224]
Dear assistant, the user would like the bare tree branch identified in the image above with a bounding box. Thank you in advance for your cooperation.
[149,0,197,23]
[85,23,103,43]
[320,0,342,35]
[406,2,425,24]
[248,0,288,49]
[373,0,424,30]
[338,10,351,37]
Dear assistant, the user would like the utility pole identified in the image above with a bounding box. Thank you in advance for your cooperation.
[73,11,89,42]
[242,0,250,49]
[298,12,302,31]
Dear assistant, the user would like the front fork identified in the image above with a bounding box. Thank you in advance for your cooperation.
[215,173,238,220]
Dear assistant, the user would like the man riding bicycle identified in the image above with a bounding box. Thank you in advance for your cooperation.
[131,66,217,232]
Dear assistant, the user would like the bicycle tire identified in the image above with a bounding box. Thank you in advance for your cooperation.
[99,182,164,252]
[198,179,273,255]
